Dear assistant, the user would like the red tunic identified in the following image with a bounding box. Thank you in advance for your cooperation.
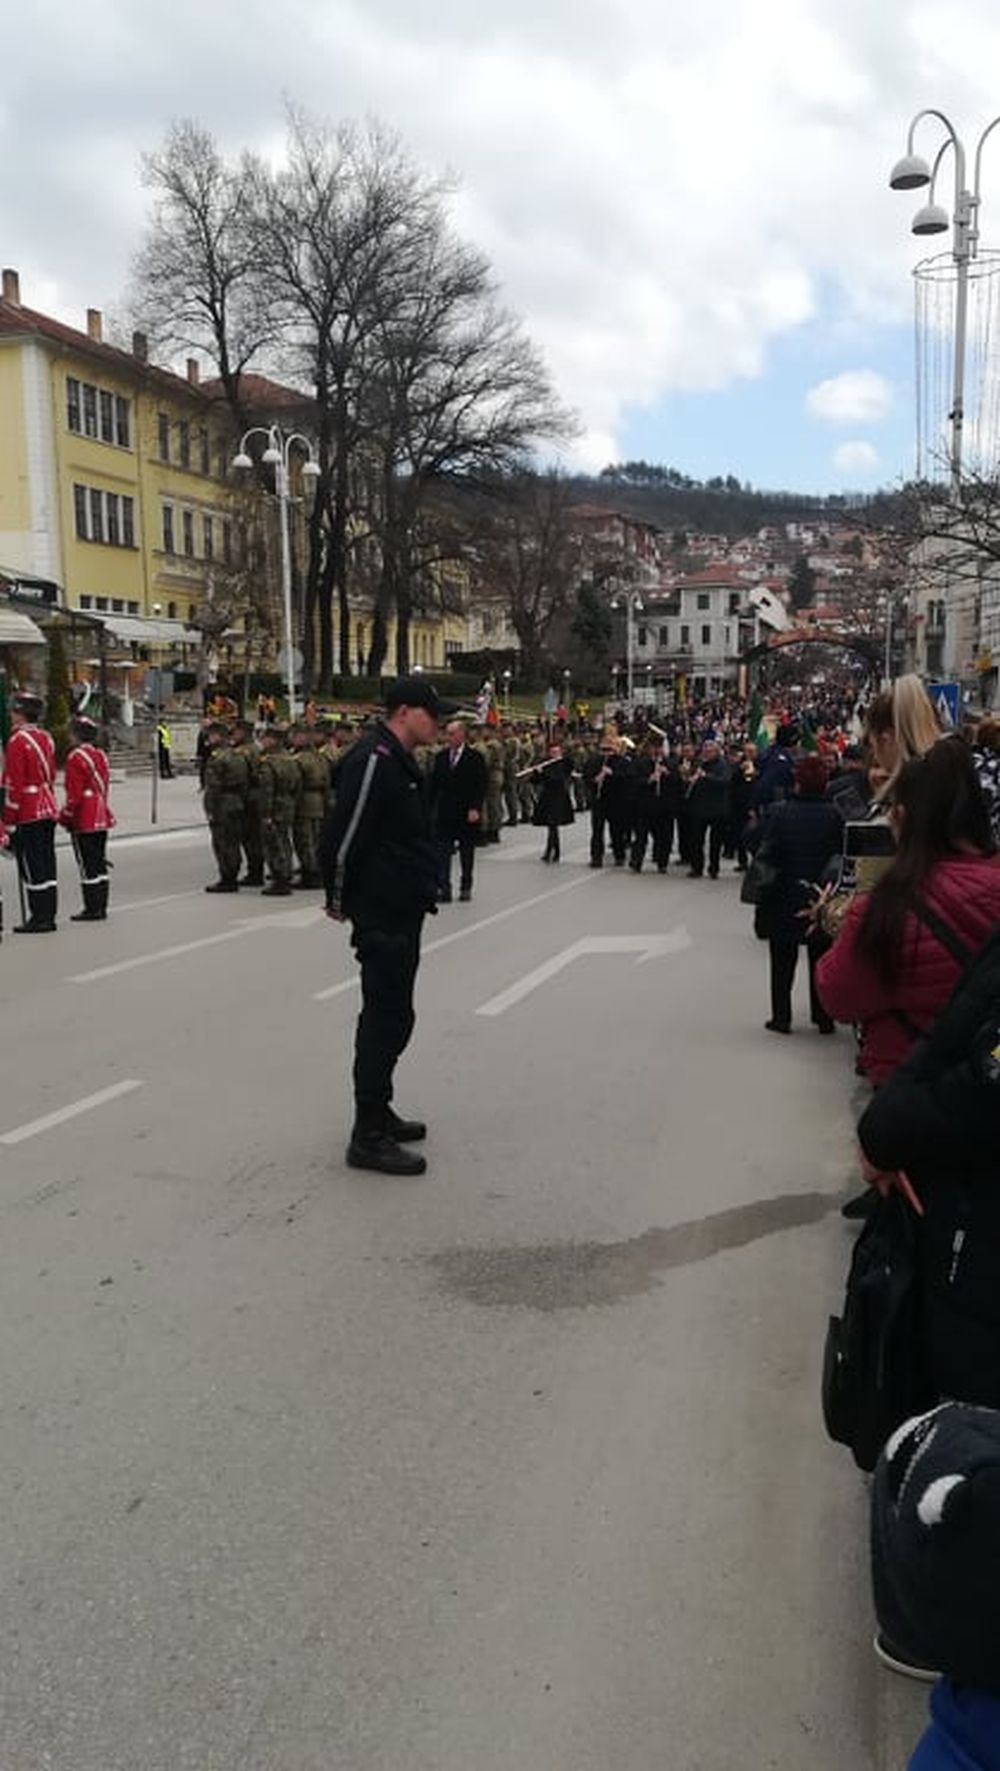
[1,723,58,826]
[62,743,115,833]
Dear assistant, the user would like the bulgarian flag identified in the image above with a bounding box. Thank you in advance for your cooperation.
[747,689,768,753]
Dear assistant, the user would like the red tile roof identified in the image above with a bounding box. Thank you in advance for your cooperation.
[0,297,213,400]
[200,372,313,412]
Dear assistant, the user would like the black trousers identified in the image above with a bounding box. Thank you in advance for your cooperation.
[352,919,423,1134]
[590,807,630,864]
[73,830,109,917]
[436,833,476,898]
[631,812,675,871]
[543,823,562,860]
[13,820,58,927]
[768,935,832,1030]
[689,816,726,877]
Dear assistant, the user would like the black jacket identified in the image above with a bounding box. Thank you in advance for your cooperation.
[429,744,487,840]
[635,755,683,817]
[532,758,575,827]
[688,759,733,823]
[859,928,1000,1405]
[585,753,633,814]
[756,793,843,943]
[319,722,438,927]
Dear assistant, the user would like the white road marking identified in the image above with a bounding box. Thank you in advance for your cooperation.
[0,1080,145,1146]
[114,890,202,916]
[476,928,693,1017]
[68,905,325,983]
[313,873,597,1002]
[108,829,204,852]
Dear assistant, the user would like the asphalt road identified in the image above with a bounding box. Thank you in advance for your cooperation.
[0,821,923,1769]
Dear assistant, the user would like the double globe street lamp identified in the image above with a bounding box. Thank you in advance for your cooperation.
[232,426,321,720]
[890,108,1000,491]
[609,589,644,708]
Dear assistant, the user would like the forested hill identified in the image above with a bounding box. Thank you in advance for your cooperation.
[569,464,901,538]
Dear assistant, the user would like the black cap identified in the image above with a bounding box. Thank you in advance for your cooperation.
[872,1402,1000,1690]
[71,715,99,737]
[384,676,459,720]
[12,692,43,721]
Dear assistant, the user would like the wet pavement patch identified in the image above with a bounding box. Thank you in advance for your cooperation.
[429,1190,842,1311]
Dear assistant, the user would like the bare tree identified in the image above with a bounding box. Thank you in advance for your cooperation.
[466,473,583,681]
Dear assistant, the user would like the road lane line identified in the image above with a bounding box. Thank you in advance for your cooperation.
[476,928,693,1017]
[313,872,597,1002]
[0,1080,145,1146]
[114,890,202,916]
[69,927,250,983]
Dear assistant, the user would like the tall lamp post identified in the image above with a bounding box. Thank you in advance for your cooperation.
[232,426,320,721]
[609,590,644,709]
[890,109,1000,492]
[502,668,512,719]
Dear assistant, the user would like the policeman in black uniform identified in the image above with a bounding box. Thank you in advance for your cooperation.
[319,677,457,1175]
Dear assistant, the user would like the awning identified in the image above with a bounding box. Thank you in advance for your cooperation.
[95,615,199,646]
[0,608,46,646]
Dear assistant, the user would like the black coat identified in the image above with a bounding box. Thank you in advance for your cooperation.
[319,722,438,927]
[859,928,1000,1407]
[584,753,633,815]
[429,744,487,840]
[635,756,683,818]
[688,759,733,824]
[755,793,843,943]
[532,758,575,827]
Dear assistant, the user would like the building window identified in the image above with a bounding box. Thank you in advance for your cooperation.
[83,383,98,438]
[178,421,191,470]
[79,595,92,610]
[111,597,124,613]
[200,428,210,475]
[67,377,81,433]
[162,503,175,554]
[729,592,741,615]
[222,519,233,564]
[89,487,105,543]
[128,601,139,615]
[99,389,114,444]
[217,440,229,480]
[95,596,108,612]
[697,592,710,610]
[106,494,120,546]
[680,624,690,647]
[182,510,194,556]
[203,515,214,559]
[158,413,170,461]
[115,396,130,449]
[659,625,669,646]
[701,624,712,646]
[637,625,648,647]
[167,601,177,620]
[73,483,88,539]
[122,497,135,548]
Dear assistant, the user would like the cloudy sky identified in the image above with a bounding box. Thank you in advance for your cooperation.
[3,0,1000,492]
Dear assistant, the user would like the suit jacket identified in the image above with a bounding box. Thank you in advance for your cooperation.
[430,745,487,839]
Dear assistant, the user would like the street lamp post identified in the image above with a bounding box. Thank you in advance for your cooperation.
[562,667,571,715]
[232,426,320,721]
[890,109,1000,492]
[609,591,644,710]
[502,668,512,719]
[150,601,162,827]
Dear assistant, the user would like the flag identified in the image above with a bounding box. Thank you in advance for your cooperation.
[800,719,818,754]
[747,689,768,753]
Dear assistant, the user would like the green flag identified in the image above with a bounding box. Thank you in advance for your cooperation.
[800,719,818,754]
[747,688,768,753]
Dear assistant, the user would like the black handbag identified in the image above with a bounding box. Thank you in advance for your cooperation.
[822,1189,932,1472]
[740,846,778,906]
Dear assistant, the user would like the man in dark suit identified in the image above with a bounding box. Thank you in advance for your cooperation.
[429,720,487,902]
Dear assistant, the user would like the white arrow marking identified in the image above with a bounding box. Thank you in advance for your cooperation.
[476,928,693,1018]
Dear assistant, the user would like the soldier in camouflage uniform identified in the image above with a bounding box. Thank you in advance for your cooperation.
[231,720,264,886]
[291,726,329,888]
[258,726,301,896]
[203,722,249,893]
[482,727,505,843]
[516,730,538,823]
[501,725,520,826]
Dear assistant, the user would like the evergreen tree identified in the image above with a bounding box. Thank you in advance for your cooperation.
[45,626,72,761]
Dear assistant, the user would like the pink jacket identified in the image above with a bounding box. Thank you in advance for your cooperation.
[816,854,1000,1084]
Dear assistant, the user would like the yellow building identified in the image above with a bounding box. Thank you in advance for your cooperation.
[0,266,236,648]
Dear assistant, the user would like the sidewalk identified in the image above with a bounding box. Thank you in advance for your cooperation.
[108,773,205,839]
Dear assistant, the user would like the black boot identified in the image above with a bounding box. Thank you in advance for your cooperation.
[384,1107,427,1143]
[205,880,239,893]
[260,882,293,897]
[346,1132,427,1176]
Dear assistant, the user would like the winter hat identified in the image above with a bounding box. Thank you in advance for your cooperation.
[872,1401,1000,1692]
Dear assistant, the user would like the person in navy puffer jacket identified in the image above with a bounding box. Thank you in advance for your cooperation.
[817,740,1000,1086]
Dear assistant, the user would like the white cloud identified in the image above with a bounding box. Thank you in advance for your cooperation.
[832,440,881,481]
[1,0,999,468]
[807,370,894,426]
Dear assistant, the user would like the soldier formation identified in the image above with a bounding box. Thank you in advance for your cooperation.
[0,693,115,933]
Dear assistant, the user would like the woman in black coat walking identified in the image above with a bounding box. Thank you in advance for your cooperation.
[754,755,842,1034]
[532,742,575,862]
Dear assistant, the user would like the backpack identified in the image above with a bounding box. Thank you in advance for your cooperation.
[822,1189,934,1472]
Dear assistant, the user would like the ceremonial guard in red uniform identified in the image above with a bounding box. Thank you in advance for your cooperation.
[61,715,114,921]
[0,692,59,933]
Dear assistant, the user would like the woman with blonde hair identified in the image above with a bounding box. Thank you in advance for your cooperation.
[865,675,941,800]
